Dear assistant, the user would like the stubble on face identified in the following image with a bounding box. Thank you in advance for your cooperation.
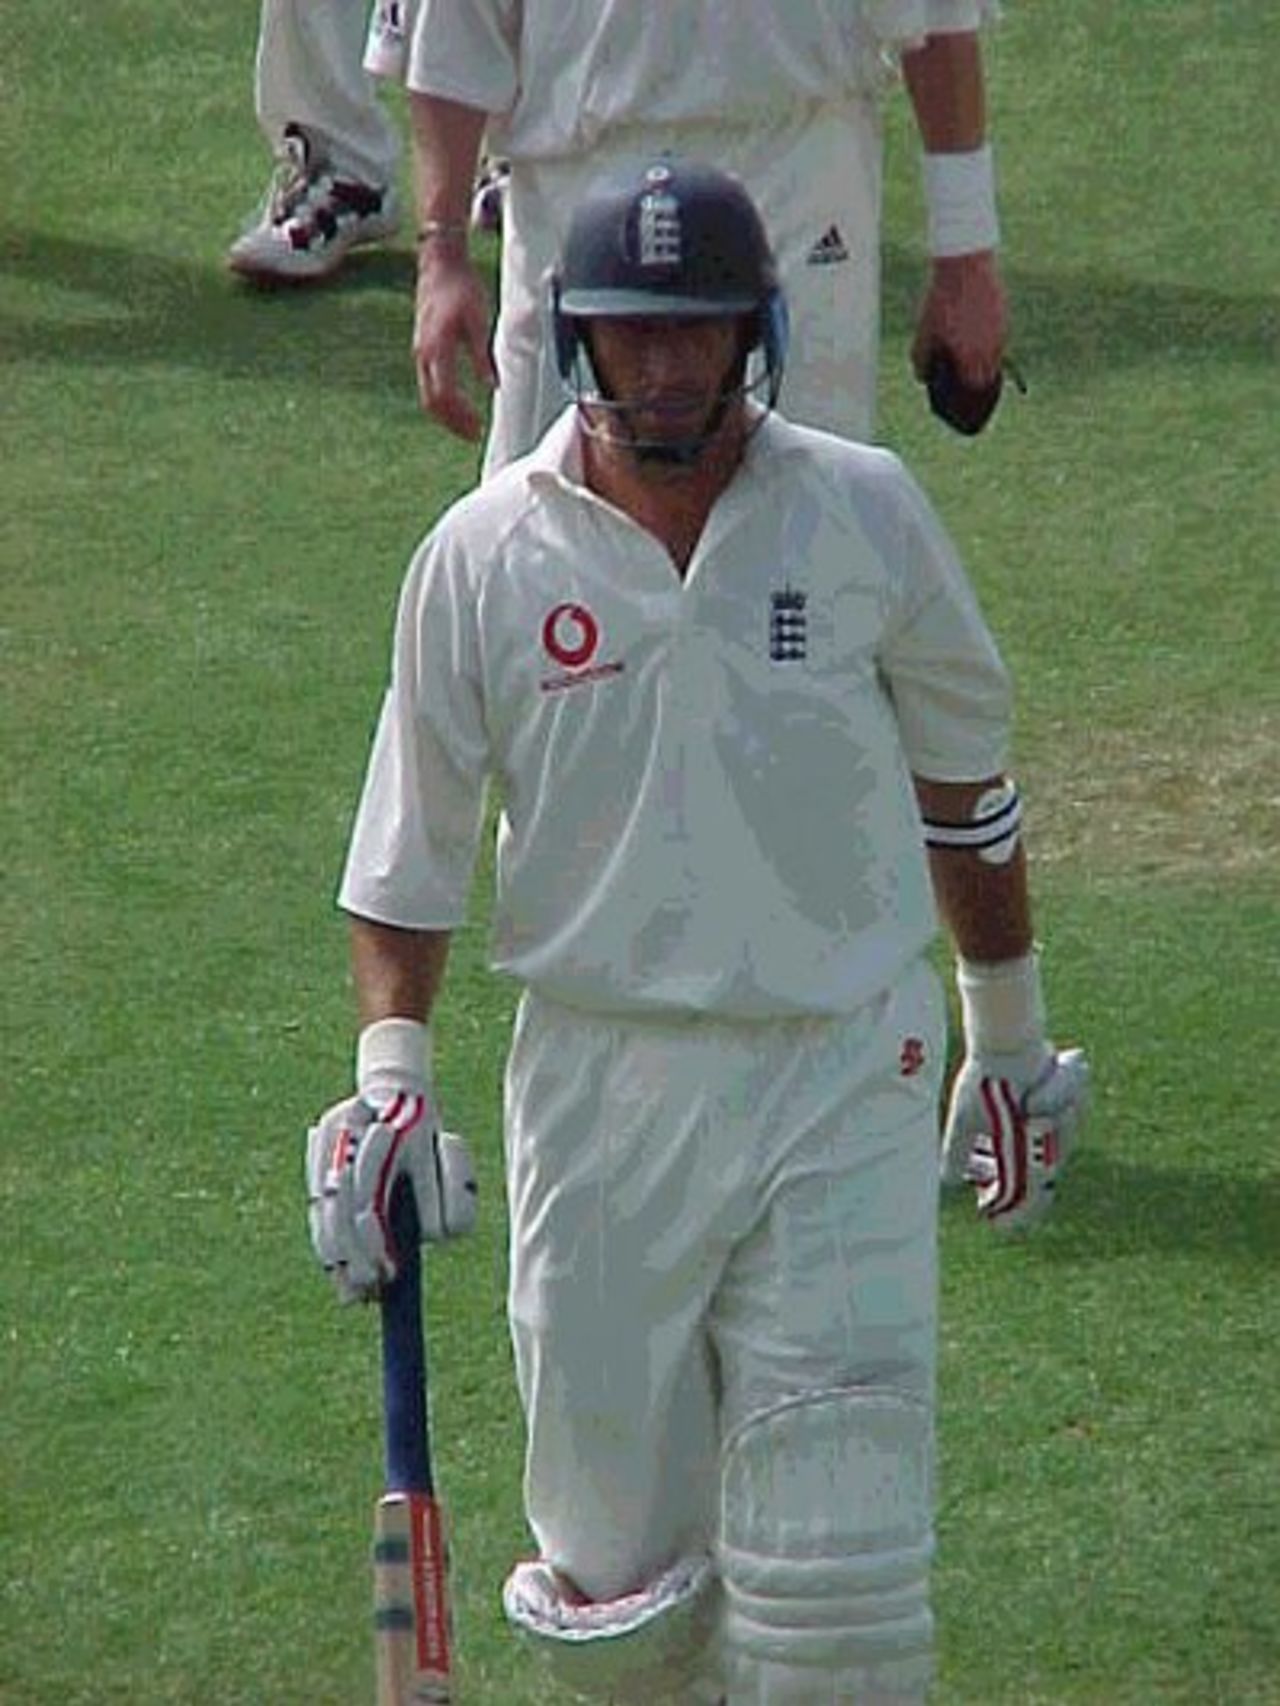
[580,315,750,480]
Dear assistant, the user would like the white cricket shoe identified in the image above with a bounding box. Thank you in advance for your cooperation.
[227,124,399,283]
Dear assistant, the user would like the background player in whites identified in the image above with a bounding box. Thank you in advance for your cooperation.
[396,0,1008,471]
[227,1,506,283]
[227,0,403,282]
[305,159,1089,1702]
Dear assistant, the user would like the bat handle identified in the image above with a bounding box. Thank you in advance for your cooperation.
[374,1179,453,1701]
[380,1178,431,1494]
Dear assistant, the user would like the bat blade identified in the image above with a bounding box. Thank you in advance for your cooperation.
[374,1179,453,1704]
[374,1491,452,1705]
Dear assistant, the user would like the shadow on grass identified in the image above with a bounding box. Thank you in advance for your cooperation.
[0,226,424,394]
[882,243,1278,373]
[946,1153,1280,1267]
[1,227,1275,393]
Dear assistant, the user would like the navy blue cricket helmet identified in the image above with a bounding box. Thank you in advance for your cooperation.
[550,156,789,408]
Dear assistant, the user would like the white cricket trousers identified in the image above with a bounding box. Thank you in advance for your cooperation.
[253,0,399,186]
[484,100,885,477]
[503,958,944,1699]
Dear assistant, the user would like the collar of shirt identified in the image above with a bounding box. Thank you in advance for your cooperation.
[521,405,801,582]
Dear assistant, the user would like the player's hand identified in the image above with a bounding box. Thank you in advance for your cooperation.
[941,1044,1090,1231]
[413,247,496,441]
[912,250,1008,431]
[306,1022,478,1302]
[912,249,1007,387]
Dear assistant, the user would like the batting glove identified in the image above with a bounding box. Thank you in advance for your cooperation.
[306,1018,478,1302]
[941,953,1090,1231]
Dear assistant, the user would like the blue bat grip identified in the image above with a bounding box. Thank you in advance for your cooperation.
[379,1177,433,1494]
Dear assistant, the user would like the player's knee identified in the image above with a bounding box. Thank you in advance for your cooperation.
[502,1552,722,1705]
[718,1386,935,1702]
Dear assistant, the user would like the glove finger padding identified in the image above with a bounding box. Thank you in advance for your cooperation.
[346,1104,479,1297]
[305,1097,372,1276]
[346,1095,429,1293]
[940,1044,1053,1190]
[408,1129,480,1242]
[1024,1046,1090,1125]
[306,1093,431,1302]
[970,1091,1066,1231]
[955,1048,1090,1233]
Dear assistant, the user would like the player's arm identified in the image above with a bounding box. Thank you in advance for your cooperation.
[913,773,1090,1229]
[881,461,1086,1226]
[913,776,1030,963]
[307,914,477,1301]
[308,523,488,1295]
[901,25,1007,397]
[409,91,497,440]
[352,916,453,1028]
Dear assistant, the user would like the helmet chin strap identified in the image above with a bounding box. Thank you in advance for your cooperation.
[576,389,737,467]
[569,334,777,468]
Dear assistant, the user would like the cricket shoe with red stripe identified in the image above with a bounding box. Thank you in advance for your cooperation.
[228,124,399,284]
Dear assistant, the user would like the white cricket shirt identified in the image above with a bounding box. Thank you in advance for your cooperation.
[339,410,1011,1019]
[403,0,993,158]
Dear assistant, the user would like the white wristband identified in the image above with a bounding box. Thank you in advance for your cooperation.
[356,1017,432,1093]
[956,951,1045,1053]
[923,145,1000,256]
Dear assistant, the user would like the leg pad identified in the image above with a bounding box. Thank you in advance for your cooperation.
[718,1387,935,1700]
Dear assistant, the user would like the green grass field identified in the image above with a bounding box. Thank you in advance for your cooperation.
[3,3,1277,1701]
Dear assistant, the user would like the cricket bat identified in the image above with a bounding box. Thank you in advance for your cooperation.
[373,1179,453,1704]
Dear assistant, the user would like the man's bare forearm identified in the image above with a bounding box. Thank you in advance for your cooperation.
[349,915,453,1028]
[409,91,490,232]
[902,30,987,153]
[915,777,1032,964]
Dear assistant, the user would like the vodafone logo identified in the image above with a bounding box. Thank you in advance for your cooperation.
[542,603,600,670]
[538,601,625,695]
